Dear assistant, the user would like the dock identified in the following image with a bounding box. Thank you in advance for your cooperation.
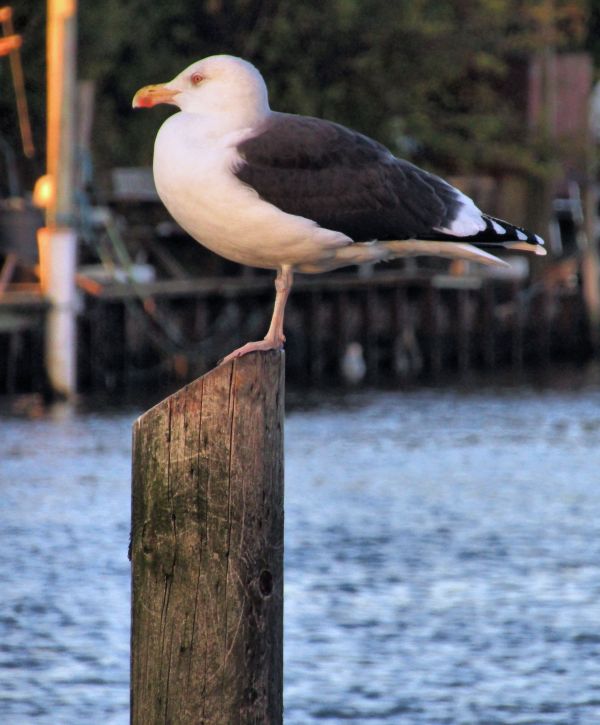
[0,284,47,394]
[0,254,590,395]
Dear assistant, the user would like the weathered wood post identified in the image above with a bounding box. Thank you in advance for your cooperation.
[131,351,284,724]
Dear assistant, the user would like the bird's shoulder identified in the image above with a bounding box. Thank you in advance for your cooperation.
[237,112,395,170]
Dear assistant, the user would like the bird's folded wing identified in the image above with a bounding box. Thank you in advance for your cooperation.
[234,112,466,242]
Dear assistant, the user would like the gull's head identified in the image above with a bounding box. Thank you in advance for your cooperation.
[132,55,269,120]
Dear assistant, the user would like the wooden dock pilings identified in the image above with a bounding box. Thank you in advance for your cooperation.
[0,267,592,393]
[130,351,284,724]
[80,269,589,391]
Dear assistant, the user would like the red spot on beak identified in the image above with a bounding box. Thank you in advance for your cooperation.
[135,95,155,108]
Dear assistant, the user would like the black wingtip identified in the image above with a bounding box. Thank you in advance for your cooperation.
[481,215,545,247]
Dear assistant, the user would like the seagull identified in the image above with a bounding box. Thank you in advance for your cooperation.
[133,55,545,363]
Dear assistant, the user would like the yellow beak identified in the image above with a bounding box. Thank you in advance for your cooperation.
[132,83,180,109]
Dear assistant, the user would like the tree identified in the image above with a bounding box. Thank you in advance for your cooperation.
[0,0,590,194]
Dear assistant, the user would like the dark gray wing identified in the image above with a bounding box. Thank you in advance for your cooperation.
[235,113,462,242]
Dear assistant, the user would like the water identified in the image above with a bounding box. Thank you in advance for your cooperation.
[2,381,600,723]
[1,407,131,724]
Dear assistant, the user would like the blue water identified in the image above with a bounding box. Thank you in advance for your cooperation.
[2,379,600,723]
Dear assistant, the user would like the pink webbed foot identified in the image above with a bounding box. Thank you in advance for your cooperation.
[220,265,292,366]
[220,335,285,365]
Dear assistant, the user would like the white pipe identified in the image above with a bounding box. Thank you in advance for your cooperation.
[37,226,78,396]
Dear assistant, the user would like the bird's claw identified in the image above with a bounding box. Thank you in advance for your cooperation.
[219,338,285,366]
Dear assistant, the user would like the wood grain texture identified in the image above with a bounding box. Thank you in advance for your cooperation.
[131,351,284,724]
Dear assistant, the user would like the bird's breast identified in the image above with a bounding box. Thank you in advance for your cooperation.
[152,114,350,270]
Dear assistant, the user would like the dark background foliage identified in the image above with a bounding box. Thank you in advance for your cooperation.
[0,0,595,190]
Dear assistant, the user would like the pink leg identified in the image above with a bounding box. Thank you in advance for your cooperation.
[221,266,293,364]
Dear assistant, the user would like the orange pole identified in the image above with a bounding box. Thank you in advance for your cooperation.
[39,0,78,396]
[46,0,77,228]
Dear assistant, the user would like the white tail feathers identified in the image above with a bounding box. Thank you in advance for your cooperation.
[298,240,510,273]
[501,241,547,256]
[382,241,509,267]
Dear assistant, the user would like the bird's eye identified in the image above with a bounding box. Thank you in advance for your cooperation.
[190,72,203,86]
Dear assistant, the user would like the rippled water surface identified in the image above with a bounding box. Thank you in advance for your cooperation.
[2,380,600,723]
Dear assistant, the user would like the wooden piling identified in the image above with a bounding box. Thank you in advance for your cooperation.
[130,351,284,725]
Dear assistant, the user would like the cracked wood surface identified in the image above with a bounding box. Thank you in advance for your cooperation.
[131,351,284,724]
